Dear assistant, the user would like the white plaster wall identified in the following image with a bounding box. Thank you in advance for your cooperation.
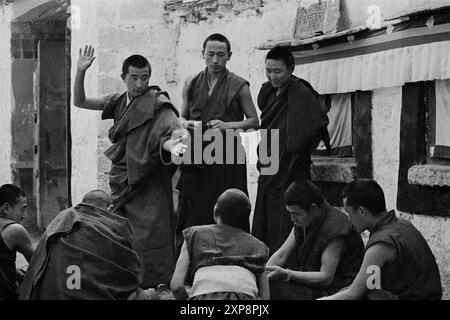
[70,0,101,204]
[372,87,402,210]
[0,6,13,184]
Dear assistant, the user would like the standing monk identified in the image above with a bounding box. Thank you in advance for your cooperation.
[176,34,259,251]
[252,46,329,255]
[74,46,186,288]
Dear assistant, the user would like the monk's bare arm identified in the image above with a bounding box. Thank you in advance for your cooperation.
[288,237,344,287]
[208,84,260,131]
[267,228,296,267]
[170,240,190,300]
[2,224,34,262]
[74,45,107,110]
[319,243,396,300]
[257,270,270,300]
[180,76,201,130]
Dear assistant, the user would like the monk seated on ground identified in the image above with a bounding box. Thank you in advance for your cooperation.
[319,179,442,300]
[267,180,365,300]
[19,190,158,300]
[0,184,35,300]
[171,189,270,300]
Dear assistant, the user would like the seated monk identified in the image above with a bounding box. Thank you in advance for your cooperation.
[0,184,35,300]
[171,189,269,300]
[319,179,442,300]
[19,190,158,300]
[267,180,365,300]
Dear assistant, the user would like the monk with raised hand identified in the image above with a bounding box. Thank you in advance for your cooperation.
[73,45,186,289]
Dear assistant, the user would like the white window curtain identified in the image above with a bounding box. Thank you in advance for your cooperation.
[434,79,450,157]
[316,93,352,156]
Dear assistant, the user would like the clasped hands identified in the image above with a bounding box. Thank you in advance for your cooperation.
[182,119,230,131]
[266,265,291,282]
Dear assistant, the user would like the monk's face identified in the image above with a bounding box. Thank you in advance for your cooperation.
[265,59,294,89]
[1,196,28,223]
[203,40,231,74]
[286,204,318,229]
[343,197,365,233]
[121,66,150,99]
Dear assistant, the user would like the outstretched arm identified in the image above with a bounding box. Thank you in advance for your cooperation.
[208,84,260,131]
[286,237,344,287]
[319,243,396,300]
[266,227,296,267]
[74,45,108,110]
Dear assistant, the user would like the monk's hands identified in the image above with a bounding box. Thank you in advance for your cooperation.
[77,45,96,72]
[164,135,188,157]
[182,120,202,131]
[266,265,290,281]
[207,119,231,131]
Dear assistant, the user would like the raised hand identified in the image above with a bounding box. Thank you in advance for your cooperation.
[77,45,96,72]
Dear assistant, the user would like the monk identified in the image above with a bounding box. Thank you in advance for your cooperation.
[176,33,259,253]
[73,46,186,288]
[267,180,364,300]
[20,190,159,300]
[171,189,269,300]
[320,179,442,300]
[252,46,329,255]
[0,184,34,300]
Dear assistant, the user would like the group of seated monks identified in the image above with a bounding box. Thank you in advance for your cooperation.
[0,179,443,300]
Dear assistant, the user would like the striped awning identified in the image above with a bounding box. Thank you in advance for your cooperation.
[294,40,450,94]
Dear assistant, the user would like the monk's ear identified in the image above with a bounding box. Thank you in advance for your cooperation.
[121,73,126,82]
[288,64,295,74]
[228,51,232,60]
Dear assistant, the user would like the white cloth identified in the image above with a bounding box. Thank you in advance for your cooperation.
[191,265,258,298]
[317,93,352,151]
[435,79,450,148]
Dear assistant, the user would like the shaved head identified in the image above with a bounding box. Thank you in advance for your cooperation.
[214,189,251,232]
[82,190,112,211]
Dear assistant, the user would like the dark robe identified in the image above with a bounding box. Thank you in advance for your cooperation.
[365,211,442,300]
[252,76,328,254]
[102,86,181,288]
[176,69,249,252]
[19,204,142,300]
[183,224,269,284]
[0,217,19,300]
[270,205,365,300]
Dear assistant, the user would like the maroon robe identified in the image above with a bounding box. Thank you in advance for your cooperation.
[20,204,142,300]
[176,69,249,252]
[102,86,181,288]
[252,76,328,255]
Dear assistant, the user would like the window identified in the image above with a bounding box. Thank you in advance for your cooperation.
[311,90,373,206]
[397,81,450,216]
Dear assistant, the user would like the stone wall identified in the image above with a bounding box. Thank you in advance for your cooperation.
[0,5,13,184]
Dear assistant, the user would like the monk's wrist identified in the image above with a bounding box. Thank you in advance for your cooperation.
[284,268,292,282]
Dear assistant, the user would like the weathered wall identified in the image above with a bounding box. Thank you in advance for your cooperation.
[372,87,402,211]
[70,0,100,204]
[0,6,13,184]
[371,86,450,299]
